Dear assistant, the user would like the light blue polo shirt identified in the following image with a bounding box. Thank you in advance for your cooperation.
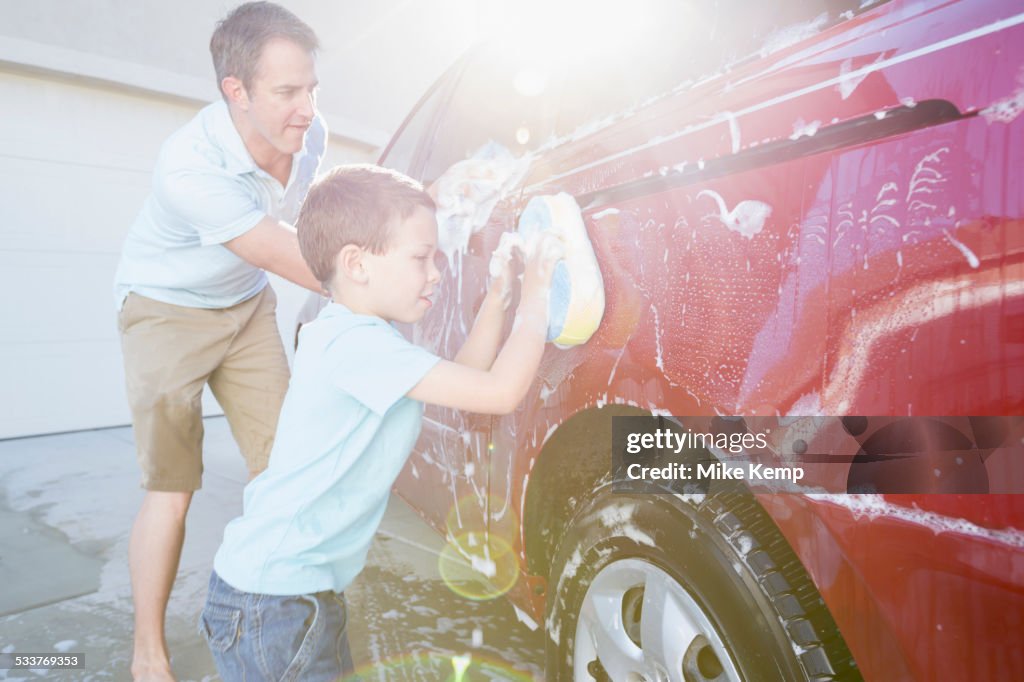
[113,100,326,309]
[213,303,441,595]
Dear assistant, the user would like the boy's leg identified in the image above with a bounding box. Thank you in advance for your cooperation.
[119,293,235,680]
[256,591,355,681]
[334,593,357,678]
[198,572,249,682]
[208,287,291,477]
[200,575,354,682]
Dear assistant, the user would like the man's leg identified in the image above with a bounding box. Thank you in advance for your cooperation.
[210,287,291,478]
[129,491,193,682]
[118,294,231,681]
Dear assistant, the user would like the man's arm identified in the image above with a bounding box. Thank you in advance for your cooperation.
[224,216,323,294]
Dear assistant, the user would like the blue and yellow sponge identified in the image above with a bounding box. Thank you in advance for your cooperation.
[517,193,605,346]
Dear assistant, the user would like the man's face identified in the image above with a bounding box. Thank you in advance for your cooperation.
[241,37,319,157]
[362,206,443,324]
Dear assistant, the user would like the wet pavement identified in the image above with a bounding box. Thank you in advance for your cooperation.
[0,418,544,681]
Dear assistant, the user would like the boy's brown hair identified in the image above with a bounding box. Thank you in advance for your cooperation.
[297,165,436,288]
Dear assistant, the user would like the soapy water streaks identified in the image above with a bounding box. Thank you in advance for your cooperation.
[905,148,947,215]
[808,494,1024,548]
[790,118,821,140]
[837,53,886,100]
[760,12,829,58]
[416,143,535,580]
[826,147,978,272]
[942,227,980,269]
[981,65,1024,124]
[697,189,773,239]
[722,111,741,154]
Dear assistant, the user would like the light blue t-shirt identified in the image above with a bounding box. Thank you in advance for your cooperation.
[113,100,326,309]
[214,303,441,595]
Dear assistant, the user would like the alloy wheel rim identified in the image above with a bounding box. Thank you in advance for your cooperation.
[573,558,742,682]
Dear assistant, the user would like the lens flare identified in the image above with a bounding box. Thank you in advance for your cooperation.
[452,653,472,681]
[439,532,519,600]
[440,494,521,599]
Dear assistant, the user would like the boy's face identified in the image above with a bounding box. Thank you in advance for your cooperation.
[239,37,319,157]
[363,206,442,324]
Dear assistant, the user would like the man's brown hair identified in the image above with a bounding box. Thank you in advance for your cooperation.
[210,1,319,96]
[297,165,437,289]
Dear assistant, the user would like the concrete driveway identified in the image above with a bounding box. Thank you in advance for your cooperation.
[0,418,543,680]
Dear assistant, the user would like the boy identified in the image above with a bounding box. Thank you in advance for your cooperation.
[200,165,562,680]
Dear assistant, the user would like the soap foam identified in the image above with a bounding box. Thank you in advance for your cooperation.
[434,141,531,264]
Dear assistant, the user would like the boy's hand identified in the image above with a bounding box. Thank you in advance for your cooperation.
[522,232,565,299]
[487,232,522,310]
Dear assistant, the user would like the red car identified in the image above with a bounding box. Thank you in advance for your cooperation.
[370,0,1024,679]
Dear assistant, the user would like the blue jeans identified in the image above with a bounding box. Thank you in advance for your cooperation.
[199,571,356,681]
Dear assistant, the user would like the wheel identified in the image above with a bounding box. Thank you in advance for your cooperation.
[544,487,860,682]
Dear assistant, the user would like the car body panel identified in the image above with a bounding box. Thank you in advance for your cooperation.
[380,1,1024,678]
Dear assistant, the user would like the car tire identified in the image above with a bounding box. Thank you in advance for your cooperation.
[544,486,860,681]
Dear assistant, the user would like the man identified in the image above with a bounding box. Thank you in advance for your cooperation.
[113,3,326,680]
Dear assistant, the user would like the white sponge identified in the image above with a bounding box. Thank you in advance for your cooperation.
[516,193,605,346]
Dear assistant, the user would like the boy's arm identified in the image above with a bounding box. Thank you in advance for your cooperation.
[408,235,561,414]
[408,291,547,414]
[452,251,516,370]
[452,291,507,370]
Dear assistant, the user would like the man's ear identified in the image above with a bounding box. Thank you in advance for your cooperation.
[221,76,249,110]
[337,244,368,284]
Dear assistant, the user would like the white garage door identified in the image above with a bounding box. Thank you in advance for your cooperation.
[0,69,206,438]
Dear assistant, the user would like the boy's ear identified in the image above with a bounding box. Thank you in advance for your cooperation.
[221,76,249,110]
[337,244,368,284]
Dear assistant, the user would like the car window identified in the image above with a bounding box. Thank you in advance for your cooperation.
[554,0,891,139]
[379,68,459,177]
[418,41,562,186]
[390,0,890,182]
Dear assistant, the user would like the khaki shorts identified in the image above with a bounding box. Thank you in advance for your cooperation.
[118,287,290,491]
